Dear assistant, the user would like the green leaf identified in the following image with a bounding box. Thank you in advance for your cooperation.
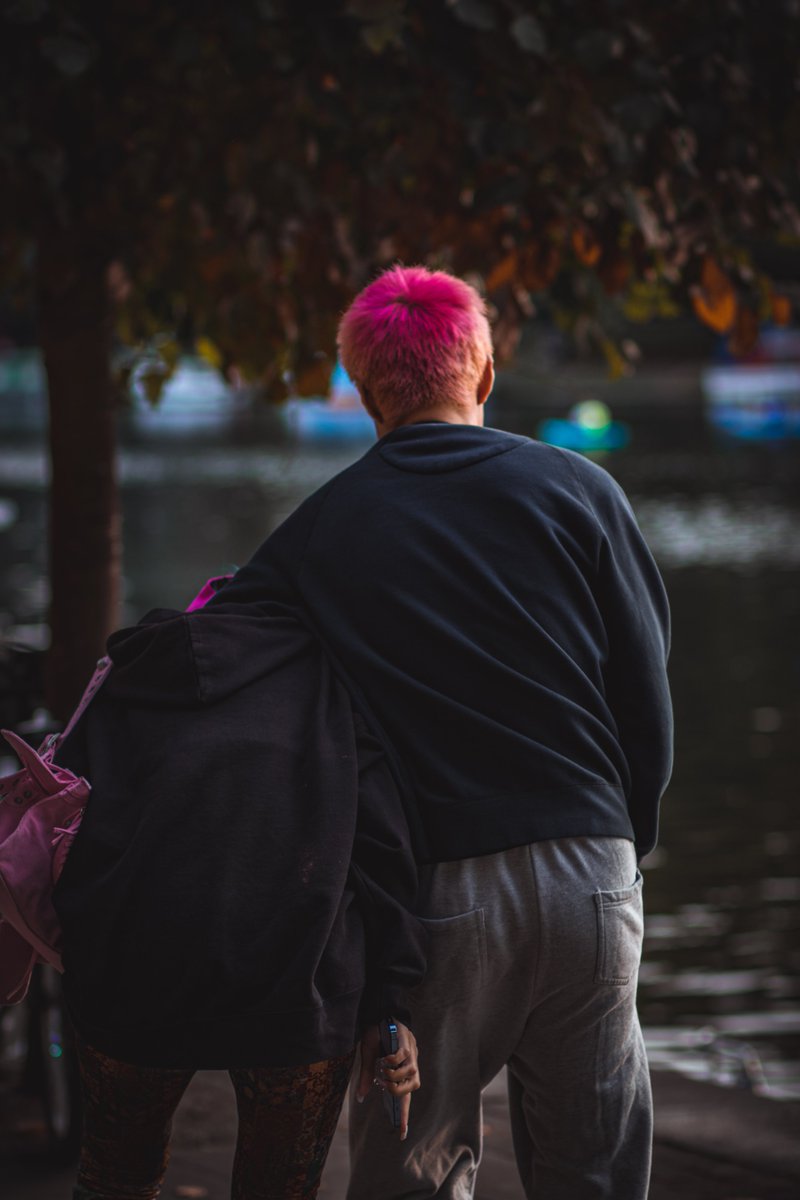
[449,0,496,32]
[138,366,168,407]
[347,0,406,51]
[361,19,404,54]
[155,336,181,373]
[39,33,96,77]
[510,14,547,55]
[196,336,223,369]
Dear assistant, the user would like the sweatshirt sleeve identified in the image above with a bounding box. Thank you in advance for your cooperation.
[590,469,673,859]
[206,482,335,608]
[349,713,427,1029]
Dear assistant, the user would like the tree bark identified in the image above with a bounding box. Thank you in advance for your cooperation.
[37,227,120,722]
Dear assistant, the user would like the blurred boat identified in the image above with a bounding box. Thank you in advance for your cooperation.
[0,349,47,435]
[283,362,375,442]
[283,400,375,442]
[537,400,630,453]
[703,364,800,441]
[126,356,239,437]
[703,327,800,441]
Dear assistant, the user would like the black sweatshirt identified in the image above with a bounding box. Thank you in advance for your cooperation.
[53,602,425,1069]
[211,424,673,862]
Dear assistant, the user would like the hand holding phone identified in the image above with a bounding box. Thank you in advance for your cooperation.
[355,1018,420,1141]
[379,1019,402,1130]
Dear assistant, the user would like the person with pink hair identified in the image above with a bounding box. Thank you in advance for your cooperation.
[337,265,494,426]
[212,265,672,1199]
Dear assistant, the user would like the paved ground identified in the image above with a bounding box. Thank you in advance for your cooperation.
[2,1066,799,1199]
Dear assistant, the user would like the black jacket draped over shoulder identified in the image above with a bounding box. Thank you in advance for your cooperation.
[53,600,425,1069]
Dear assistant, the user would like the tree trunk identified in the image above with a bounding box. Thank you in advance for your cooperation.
[37,228,120,722]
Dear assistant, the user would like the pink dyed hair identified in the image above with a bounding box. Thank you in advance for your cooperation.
[337,266,492,421]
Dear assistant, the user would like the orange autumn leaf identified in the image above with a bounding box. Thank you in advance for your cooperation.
[771,293,792,326]
[693,289,737,333]
[521,241,561,291]
[698,256,732,299]
[571,226,602,267]
[691,256,737,333]
[294,357,333,397]
[485,251,518,293]
[601,338,629,380]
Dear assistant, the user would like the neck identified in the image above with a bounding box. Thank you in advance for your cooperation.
[374,402,484,439]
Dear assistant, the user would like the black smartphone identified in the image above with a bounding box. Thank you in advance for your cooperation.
[378,1018,402,1129]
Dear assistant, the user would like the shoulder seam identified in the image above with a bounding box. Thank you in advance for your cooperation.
[553,445,593,508]
[551,446,606,573]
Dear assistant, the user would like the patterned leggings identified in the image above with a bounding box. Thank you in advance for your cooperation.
[72,1039,355,1200]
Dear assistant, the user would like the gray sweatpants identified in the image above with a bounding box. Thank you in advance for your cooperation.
[347,837,650,1200]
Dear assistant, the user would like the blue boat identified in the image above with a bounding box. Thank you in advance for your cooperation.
[538,401,630,453]
[703,364,800,441]
[283,362,375,442]
[702,326,800,441]
[283,399,375,442]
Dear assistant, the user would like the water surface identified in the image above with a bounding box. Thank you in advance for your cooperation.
[1,402,798,1096]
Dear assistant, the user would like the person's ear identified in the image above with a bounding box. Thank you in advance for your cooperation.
[477,357,495,406]
[359,383,382,422]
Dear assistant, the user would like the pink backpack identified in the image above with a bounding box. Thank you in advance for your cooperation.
[0,575,231,1005]
[0,657,110,1003]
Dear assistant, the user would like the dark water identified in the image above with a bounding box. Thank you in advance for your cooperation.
[1,399,799,1097]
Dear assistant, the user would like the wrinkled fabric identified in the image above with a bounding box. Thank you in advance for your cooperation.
[211,423,672,862]
[348,836,651,1200]
[54,602,424,1067]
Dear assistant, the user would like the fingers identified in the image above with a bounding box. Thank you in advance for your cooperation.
[378,1023,420,1097]
[378,1057,420,1092]
[400,1090,412,1141]
[380,1048,412,1068]
[379,1072,419,1095]
[393,1024,418,1141]
[358,1020,420,1139]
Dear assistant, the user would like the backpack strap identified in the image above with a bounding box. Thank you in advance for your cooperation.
[3,658,113,775]
[49,656,113,752]
[1,728,63,792]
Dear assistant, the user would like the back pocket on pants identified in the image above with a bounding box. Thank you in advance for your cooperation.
[593,871,644,985]
[411,908,487,1007]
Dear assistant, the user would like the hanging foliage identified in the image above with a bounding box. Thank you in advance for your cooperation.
[1,0,798,375]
